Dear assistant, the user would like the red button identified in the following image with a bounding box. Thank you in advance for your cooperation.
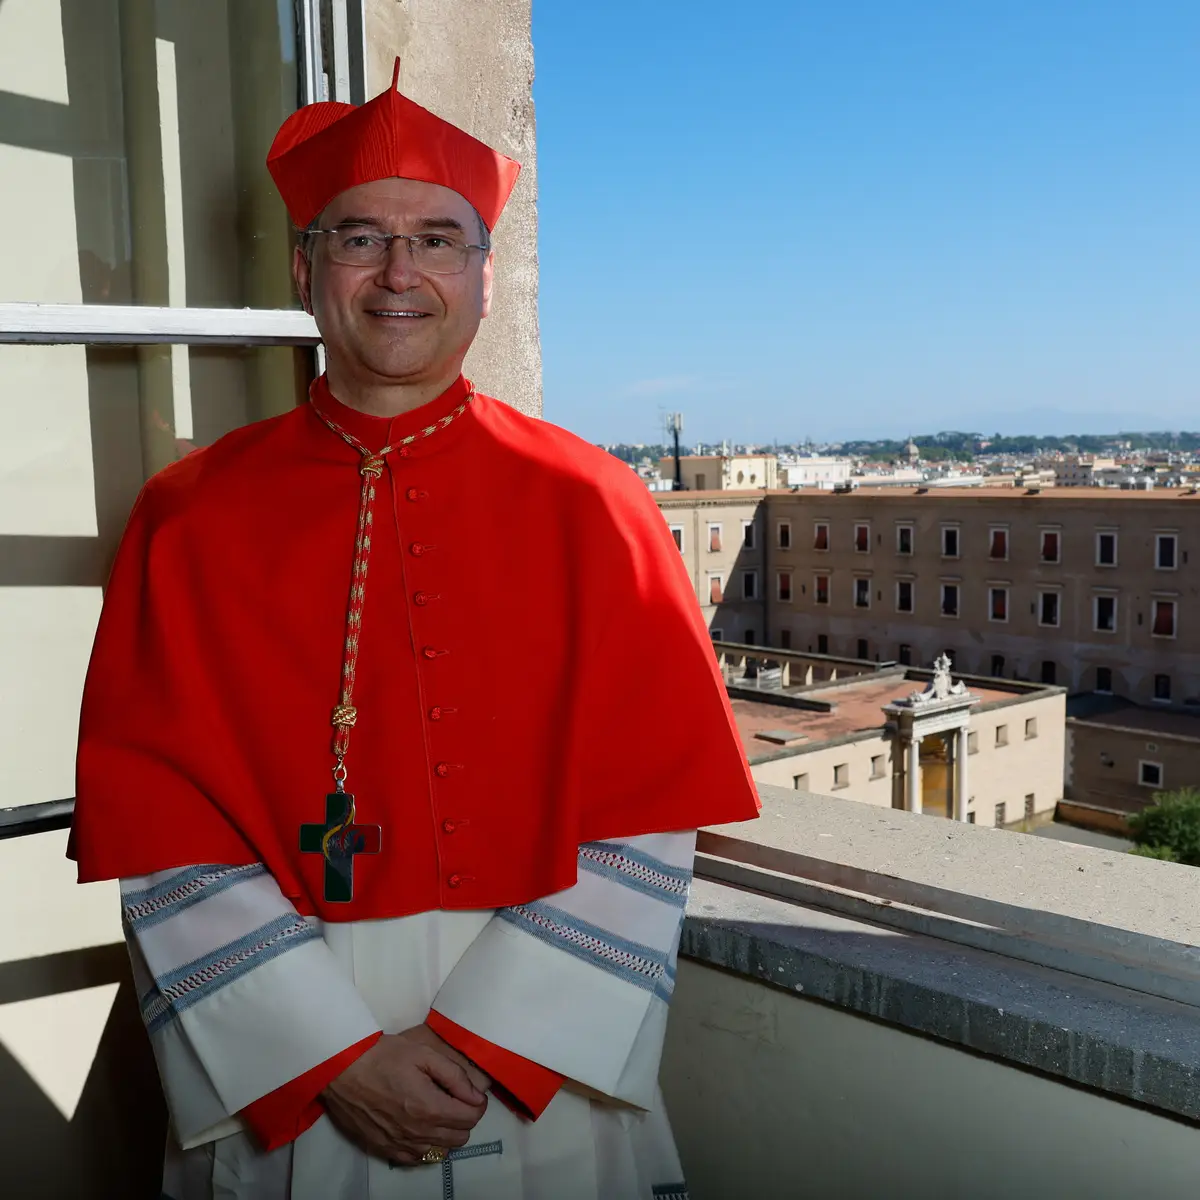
[410,542,425,557]
[422,646,440,660]
[442,819,457,834]
[406,487,423,502]
[414,591,429,606]
[447,873,464,888]
[428,706,443,721]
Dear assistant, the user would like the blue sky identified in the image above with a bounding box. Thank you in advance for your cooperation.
[530,1,1200,445]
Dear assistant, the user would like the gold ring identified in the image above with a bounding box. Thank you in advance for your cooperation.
[421,1147,448,1164]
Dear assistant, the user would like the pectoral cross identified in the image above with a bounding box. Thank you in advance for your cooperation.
[299,792,381,903]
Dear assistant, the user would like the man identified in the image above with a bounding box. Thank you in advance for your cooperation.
[71,60,758,1198]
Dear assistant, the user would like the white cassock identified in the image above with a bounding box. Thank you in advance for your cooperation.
[120,832,696,1200]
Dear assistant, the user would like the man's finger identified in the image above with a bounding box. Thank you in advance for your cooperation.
[421,1050,488,1107]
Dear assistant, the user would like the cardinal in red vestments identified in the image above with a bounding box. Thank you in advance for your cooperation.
[70,58,758,1199]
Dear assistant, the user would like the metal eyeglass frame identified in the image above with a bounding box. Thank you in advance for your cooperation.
[304,226,491,274]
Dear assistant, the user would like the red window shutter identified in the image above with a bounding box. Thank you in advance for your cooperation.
[815,525,828,550]
[709,577,723,604]
[709,528,721,552]
[1043,532,1058,561]
[1154,602,1175,637]
[779,573,792,601]
[991,531,1006,558]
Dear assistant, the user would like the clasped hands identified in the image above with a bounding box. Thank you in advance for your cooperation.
[322,1024,491,1166]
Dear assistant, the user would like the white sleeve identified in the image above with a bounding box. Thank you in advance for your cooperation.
[431,831,695,1109]
[121,864,380,1148]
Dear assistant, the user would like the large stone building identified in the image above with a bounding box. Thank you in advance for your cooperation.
[658,453,780,492]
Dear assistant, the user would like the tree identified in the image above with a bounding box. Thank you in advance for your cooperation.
[1127,788,1200,865]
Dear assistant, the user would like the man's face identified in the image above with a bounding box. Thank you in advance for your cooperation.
[294,177,493,389]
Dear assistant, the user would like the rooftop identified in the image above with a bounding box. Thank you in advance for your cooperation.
[1068,694,1200,741]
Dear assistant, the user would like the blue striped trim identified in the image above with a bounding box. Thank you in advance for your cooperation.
[122,864,266,931]
[141,914,318,1033]
[578,841,692,907]
[498,900,672,996]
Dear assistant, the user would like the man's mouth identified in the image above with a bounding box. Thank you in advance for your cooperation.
[366,309,431,319]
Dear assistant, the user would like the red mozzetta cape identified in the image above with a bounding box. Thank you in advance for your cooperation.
[71,376,760,919]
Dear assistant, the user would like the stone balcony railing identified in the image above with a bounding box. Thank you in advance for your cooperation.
[4,788,1200,1197]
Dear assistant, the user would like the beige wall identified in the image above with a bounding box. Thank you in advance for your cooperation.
[659,455,779,492]
[1068,720,1200,814]
[663,958,1200,1200]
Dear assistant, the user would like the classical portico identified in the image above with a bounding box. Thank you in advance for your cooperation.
[883,656,978,821]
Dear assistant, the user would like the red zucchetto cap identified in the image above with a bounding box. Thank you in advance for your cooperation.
[267,58,521,231]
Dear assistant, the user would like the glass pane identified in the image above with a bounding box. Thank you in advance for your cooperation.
[0,0,300,308]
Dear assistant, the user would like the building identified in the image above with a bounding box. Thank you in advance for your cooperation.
[658,453,780,491]
[779,455,852,490]
[728,654,1065,828]
[1055,456,1117,487]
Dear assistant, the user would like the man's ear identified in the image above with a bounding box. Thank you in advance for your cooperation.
[294,245,314,315]
[481,251,495,319]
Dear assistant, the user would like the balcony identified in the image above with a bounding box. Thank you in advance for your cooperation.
[4,787,1200,1196]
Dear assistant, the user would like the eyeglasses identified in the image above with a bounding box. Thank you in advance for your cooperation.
[306,225,489,274]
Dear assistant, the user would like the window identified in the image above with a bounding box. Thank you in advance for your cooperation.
[941,525,960,558]
[941,584,959,617]
[994,802,1007,827]
[777,572,792,602]
[896,580,914,613]
[669,525,684,552]
[897,524,914,555]
[995,725,1009,747]
[1094,594,1117,633]
[817,634,829,655]
[857,638,869,660]
[814,522,829,551]
[989,587,1008,622]
[780,629,792,649]
[967,812,976,824]
[870,755,886,779]
[710,628,724,641]
[744,630,757,645]
[695,472,707,490]
[832,763,850,789]
[967,731,979,755]
[1139,761,1163,789]
[815,574,830,605]
[742,572,758,600]
[854,578,871,608]
[1024,794,1036,820]
[1095,667,1113,693]
[1025,718,1038,740]
[1038,591,1060,627]
[793,773,809,791]
[743,521,756,550]
[709,575,723,604]
[777,521,792,549]
[1152,599,1177,638]
[1157,533,1178,570]
[989,527,1008,560]
[898,643,912,665]
[1096,531,1117,567]
[1040,529,1061,563]
[854,523,870,553]
[1041,661,1057,685]
[708,523,722,553]
[991,654,1005,678]
[1154,673,1172,702]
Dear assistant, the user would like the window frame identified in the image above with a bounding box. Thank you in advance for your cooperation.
[741,570,758,601]
[1095,529,1118,568]
[777,519,792,549]
[853,522,871,553]
[1139,760,1164,789]
[853,576,871,610]
[814,572,830,605]
[1095,666,1113,694]
[940,582,960,618]
[742,519,756,550]
[668,524,685,553]
[941,523,961,560]
[988,525,1009,561]
[1151,597,1177,639]
[896,522,914,556]
[777,570,793,602]
[813,521,830,552]
[1039,527,1062,564]
[1156,532,1179,571]
[832,763,850,790]
[988,585,1009,624]
[1093,592,1118,634]
[708,522,723,553]
[896,578,914,613]
[1038,589,1061,628]
[707,574,724,605]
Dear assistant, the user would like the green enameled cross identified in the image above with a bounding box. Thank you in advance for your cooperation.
[299,792,382,903]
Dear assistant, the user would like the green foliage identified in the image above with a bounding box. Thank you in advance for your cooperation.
[1127,788,1200,865]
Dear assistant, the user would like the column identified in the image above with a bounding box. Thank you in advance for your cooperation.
[954,725,970,822]
[906,735,922,815]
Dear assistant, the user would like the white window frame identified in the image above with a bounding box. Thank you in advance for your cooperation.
[777,520,792,549]
[813,521,830,552]
[1039,526,1062,564]
[814,572,830,605]
[988,585,1009,624]
[707,574,724,605]
[853,577,871,609]
[710,627,724,641]
[941,524,960,560]
[988,525,1009,562]
[1093,592,1118,634]
[853,522,871,554]
[1038,589,1061,628]
[1156,532,1179,571]
[1151,597,1177,640]
[1095,529,1118,568]
[707,522,723,553]
[668,524,685,553]
[742,519,757,551]
[896,522,914,556]
[940,582,960,618]
[895,579,914,613]
[1139,760,1164,789]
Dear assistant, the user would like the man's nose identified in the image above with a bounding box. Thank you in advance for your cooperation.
[376,237,423,290]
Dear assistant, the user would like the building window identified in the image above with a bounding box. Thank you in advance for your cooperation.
[1094,594,1117,633]
[742,571,758,601]
[1025,794,1036,820]
[814,522,829,551]
[1039,591,1060,627]
[995,802,1007,827]
[854,578,871,608]
[1152,599,1177,638]
[710,627,724,641]
[989,587,1008,622]
[780,629,792,649]
[941,525,960,558]
[695,472,707,490]
[1157,533,1178,570]
[854,523,870,553]
[896,580,914,613]
[870,755,886,780]
[941,584,960,617]
[1040,529,1061,563]
[743,521,756,550]
[777,571,792,602]
[744,630,757,645]
[708,523,722,553]
[1041,661,1057,685]
[897,524,914,555]
[815,574,830,605]
[898,643,912,665]
[989,527,1008,560]
[996,725,1009,747]
[832,763,850,789]
[967,731,979,755]
[817,633,829,654]
[669,525,684,552]
[778,520,792,549]
[1096,531,1117,567]
[1154,673,1171,702]
[793,772,809,791]
[1096,666,1113,693]
[991,654,1005,677]
[857,638,869,660]
[1025,718,1038,740]
[1139,761,1163,789]
[709,575,723,604]
[967,811,976,824]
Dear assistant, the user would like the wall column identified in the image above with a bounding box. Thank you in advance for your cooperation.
[954,726,970,822]
[906,736,922,814]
